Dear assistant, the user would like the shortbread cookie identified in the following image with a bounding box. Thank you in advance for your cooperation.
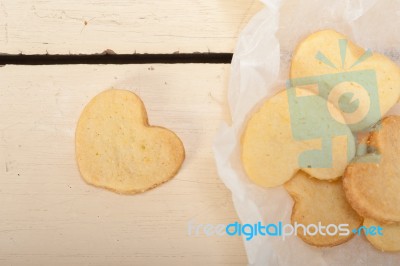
[76,89,185,194]
[290,30,400,131]
[284,171,363,247]
[364,218,400,252]
[241,88,355,187]
[343,116,400,222]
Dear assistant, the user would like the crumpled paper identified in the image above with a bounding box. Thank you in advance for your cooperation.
[213,0,400,265]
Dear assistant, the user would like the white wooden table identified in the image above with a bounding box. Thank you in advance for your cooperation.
[0,1,263,265]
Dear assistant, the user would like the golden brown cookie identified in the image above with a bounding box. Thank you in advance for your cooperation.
[76,89,185,194]
[284,171,363,247]
[343,116,400,223]
[290,29,400,131]
[241,87,355,188]
[364,218,400,252]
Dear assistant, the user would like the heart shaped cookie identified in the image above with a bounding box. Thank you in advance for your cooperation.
[343,116,400,223]
[364,218,400,252]
[75,89,185,194]
[241,87,355,188]
[290,30,400,132]
[284,171,362,247]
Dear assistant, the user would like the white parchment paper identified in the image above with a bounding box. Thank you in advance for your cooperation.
[213,0,400,265]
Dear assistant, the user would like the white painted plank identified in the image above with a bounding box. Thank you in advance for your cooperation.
[0,64,246,265]
[0,0,263,55]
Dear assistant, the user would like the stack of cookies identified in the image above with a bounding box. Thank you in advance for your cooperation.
[242,30,400,251]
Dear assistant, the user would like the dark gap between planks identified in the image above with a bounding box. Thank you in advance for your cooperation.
[0,53,233,65]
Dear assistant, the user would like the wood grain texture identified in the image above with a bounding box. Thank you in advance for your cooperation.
[0,0,263,55]
[0,64,246,265]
